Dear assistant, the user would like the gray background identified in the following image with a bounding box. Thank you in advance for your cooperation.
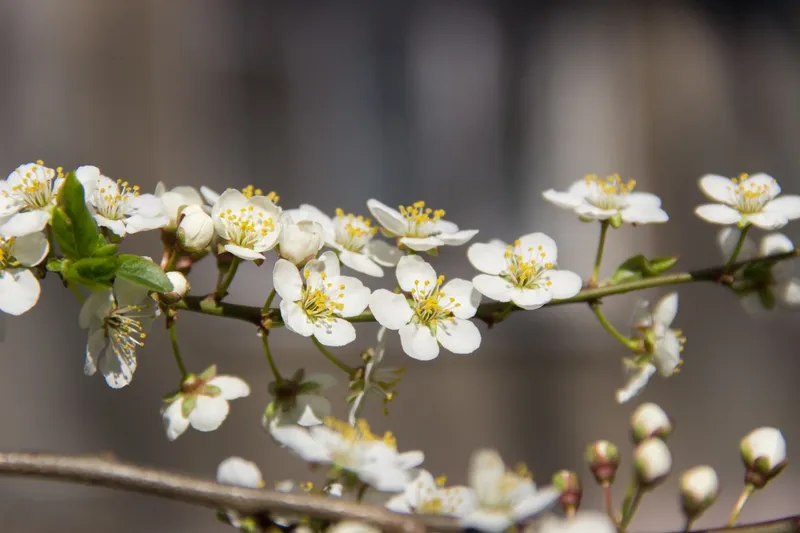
[0,1,798,532]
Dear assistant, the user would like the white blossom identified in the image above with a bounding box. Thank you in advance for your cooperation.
[265,370,337,427]
[468,233,582,309]
[386,469,476,518]
[0,161,63,237]
[277,213,325,266]
[536,511,617,533]
[370,255,481,361]
[154,182,204,228]
[161,365,250,440]
[366,199,478,252]
[460,449,560,533]
[680,466,719,516]
[177,204,215,252]
[268,417,424,492]
[211,187,282,261]
[216,457,265,531]
[741,427,786,475]
[617,293,684,404]
[200,185,221,206]
[273,251,370,347]
[542,174,668,224]
[0,232,48,315]
[79,278,159,388]
[633,438,672,486]
[695,173,800,230]
[77,166,168,237]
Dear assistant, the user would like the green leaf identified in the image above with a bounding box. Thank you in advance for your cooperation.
[57,171,99,258]
[93,243,119,257]
[51,208,79,259]
[645,255,679,275]
[116,254,173,292]
[71,256,120,284]
[610,254,649,284]
[61,261,113,291]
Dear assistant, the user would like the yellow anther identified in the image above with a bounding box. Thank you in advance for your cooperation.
[434,475,447,487]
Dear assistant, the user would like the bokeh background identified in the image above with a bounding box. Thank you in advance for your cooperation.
[0,1,799,531]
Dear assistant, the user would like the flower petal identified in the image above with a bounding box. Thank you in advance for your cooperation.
[281,301,314,337]
[84,328,106,376]
[460,510,512,533]
[96,216,128,238]
[542,189,584,209]
[273,259,304,302]
[12,232,49,267]
[778,279,800,307]
[746,173,781,199]
[547,270,582,299]
[369,290,413,330]
[698,174,735,203]
[625,192,663,208]
[399,323,440,361]
[293,395,332,426]
[395,255,437,291]
[440,279,480,319]
[517,232,558,263]
[209,376,251,400]
[436,229,479,246]
[313,318,356,347]
[318,250,341,277]
[467,243,507,275]
[763,195,800,221]
[328,275,370,317]
[98,345,137,389]
[200,186,221,206]
[760,233,794,256]
[269,422,332,463]
[695,204,742,225]
[161,398,190,441]
[0,270,40,315]
[189,395,230,431]
[574,204,616,220]
[224,243,265,261]
[616,363,656,404]
[621,206,669,224]
[340,250,384,277]
[654,331,681,376]
[367,199,407,235]
[436,318,481,355]
[472,274,513,302]
[748,211,788,230]
[399,236,442,252]
[512,485,561,521]
[366,240,403,267]
[0,210,51,237]
[653,293,678,327]
[217,457,264,488]
[510,287,551,310]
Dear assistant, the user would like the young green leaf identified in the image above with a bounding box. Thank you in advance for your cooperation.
[116,254,174,292]
[61,261,114,291]
[50,208,79,259]
[57,171,99,258]
[71,256,120,284]
[610,255,649,284]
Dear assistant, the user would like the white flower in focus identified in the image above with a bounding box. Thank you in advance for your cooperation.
[177,204,215,252]
[631,402,673,443]
[216,457,265,531]
[536,511,617,533]
[386,469,476,518]
[211,187,282,261]
[265,370,336,427]
[542,174,668,225]
[740,427,787,483]
[161,365,250,440]
[79,278,159,388]
[370,256,481,361]
[717,228,800,311]
[0,161,63,237]
[366,199,478,252]
[468,233,582,310]
[268,417,424,492]
[277,214,325,266]
[348,326,404,426]
[633,438,672,487]
[77,166,169,237]
[460,449,560,533]
[0,232,48,315]
[616,293,685,404]
[154,182,204,228]
[695,173,800,230]
[274,251,370,347]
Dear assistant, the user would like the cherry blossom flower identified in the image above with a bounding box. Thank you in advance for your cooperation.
[211,186,282,261]
[216,457,265,530]
[177,204,214,252]
[0,161,64,237]
[0,232,48,316]
[740,427,787,483]
[154,182,204,229]
[277,213,325,266]
[634,438,672,487]
[386,469,476,518]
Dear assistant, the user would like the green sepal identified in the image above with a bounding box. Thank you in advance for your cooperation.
[181,394,197,418]
[116,254,173,292]
[201,384,222,397]
[46,257,64,273]
[199,364,217,381]
[57,171,99,258]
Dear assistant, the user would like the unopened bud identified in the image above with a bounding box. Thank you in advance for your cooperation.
[680,465,719,520]
[177,205,214,252]
[585,440,620,485]
[631,402,673,443]
[740,427,787,488]
[634,438,672,488]
[161,271,190,304]
[277,220,324,266]
[552,470,582,513]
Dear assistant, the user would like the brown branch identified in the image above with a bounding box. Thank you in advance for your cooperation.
[0,452,798,533]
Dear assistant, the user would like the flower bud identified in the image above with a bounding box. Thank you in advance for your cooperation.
[634,438,672,488]
[277,220,324,265]
[740,427,787,488]
[160,271,190,304]
[585,440,620,485]
[552,470,582,513]
[631,402,673,443]
[680,465,719,520]
[177,205,214,252]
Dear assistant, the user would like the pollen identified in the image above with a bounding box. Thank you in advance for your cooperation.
[398,201,446,238]
[503,241,556,290]
[729,173,776,213]
[585,173,636,195]
[241,184,280,204]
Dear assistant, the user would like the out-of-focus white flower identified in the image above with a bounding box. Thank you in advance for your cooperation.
[617,293,684,404]
[536,511,617,533]
[177,204,215,252]
[277,215,325,266]
[200,185,221,206]
[79,278,159,388]
[268,417,424,492]
[542,174,668,225]
[0,161,64,237]
[386,469,476,518]
[370,255,481,361]
[367,199,478,252]
[0,232,48,315]
[154,182,204,229]
[468,233,581,310]
[680,466,719,519]
[274,251,370,347]
[740,427,787,487]
[211,186,282,261]
[348,327,403,426]
[160,271,190,304]
[264,370,337,427]
[161,365,250,440]
[460,449,560,533]
[585,440,620,485]
[216,457,265,530]
[633,438,672,487]
[695,173,800,230]
[631,402,673,443]
[77,166,169,237]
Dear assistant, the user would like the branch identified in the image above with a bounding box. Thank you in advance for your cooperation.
[0,452,798,533]
[175,250,799,327]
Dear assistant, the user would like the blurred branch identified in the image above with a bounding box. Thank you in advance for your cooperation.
[0,452,798,533]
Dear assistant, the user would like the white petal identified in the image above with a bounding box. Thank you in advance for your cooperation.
[778,279,800,306]
[511,287,552,310]
[366,199,407,235]
[763,195,800,220]
[318,250,341,277]
[293,396,332,427]
[113,277,152,308]
[340,250,384,277]
[467,243,507,275]
[12,232,49,266]
[99,346,137,389]
[574,204,616,220]
[369,290,413,330]
[161,398,190,441]
[96,216,128,238]
[365,240,403,267]
[436,318,481,354]
[653,293,678,326]
[621,206,669,224]
[517,232,558,263]
[188,395,230,431]
[273,259,304,302]
[395,255,437,291]
[0,270,40,315]
[209,376,251,400]
[748,212,788,230]
[223,243,265,260]
[124,213,169,234]
[313,318,356,347]
[84,328,106,375]
[436,229,479,246]
[460,510,512,533]
[698,174,735,203]
[269,422,332,463]
[434,220,459,234]
[281,301,314,337]
[200,185,221,206]
[616,364,656,404]
[399,236,442,252]
[760,233,794,257]
[472,274,514,302]
[625,192,663,208]
[695,204,742,225]
[440,279,480,319]
[654,331,681,376]
[542,189,584,209]
[0,210,50,237]
[547,270,583,299]
[328,275,370,317]
[79,289,113,328]
[469,449,505,501]
[399,323,440,361]
[512,486,561,521]
[746,173,781,199]
[217,457,264,488]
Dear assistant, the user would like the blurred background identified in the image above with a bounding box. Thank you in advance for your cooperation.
[1,0,799,531]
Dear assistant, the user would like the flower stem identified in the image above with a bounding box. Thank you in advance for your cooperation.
[168,320,187,378]
[261,331,282,384]
[619,482,643,532]
[68,283,85,304]
[163,250,179,272]
[312,337,355,375]
[262,288,276,312]
[725,225,751,271]
[215,257,241,300]
[590,301,640,351]
[591,221,610,284]
[602,482,619,527]
[728,484,755,526]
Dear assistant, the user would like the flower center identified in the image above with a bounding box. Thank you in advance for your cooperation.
[410,275,460,328]
[502,241,555,290]
[2,161,62,211]
[418,496,444,515]
[104,304,150,357]
[730,174,774,213]
[325,417,397,448]
[334,208,377,252]
[241,184,280,203]
[0,237,16,270]
[299,271,344,321]
[94,179,140,221]
[584,174,636,210]
[398,201,445,238]
[218,204,277,249]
